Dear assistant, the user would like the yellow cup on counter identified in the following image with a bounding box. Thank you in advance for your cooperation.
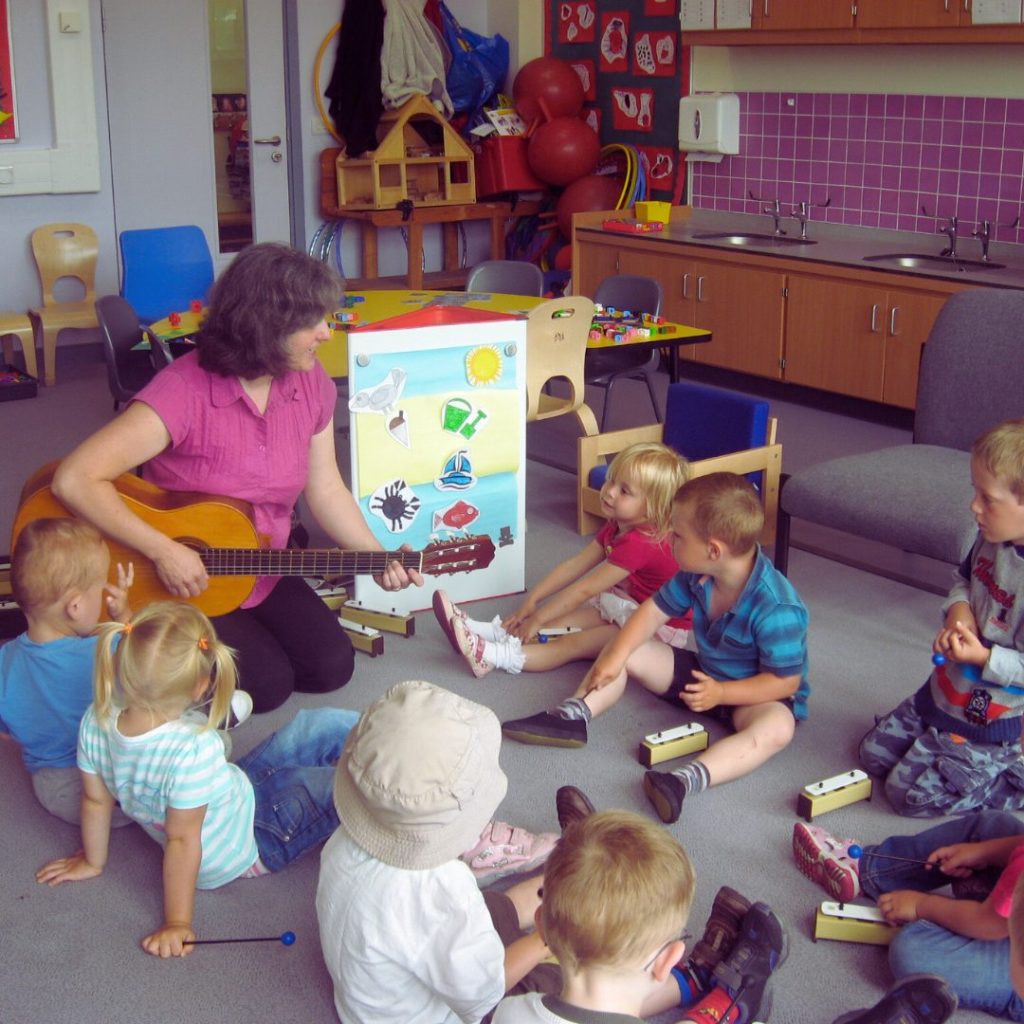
[634,200,671,224]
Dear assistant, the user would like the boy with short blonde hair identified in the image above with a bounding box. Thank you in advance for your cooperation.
[0,518,132,824]
[504,473,810,826]
[860,418,1024,817]
[494,810,786,1024]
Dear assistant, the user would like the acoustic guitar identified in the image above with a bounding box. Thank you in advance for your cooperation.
[13,463,496,617]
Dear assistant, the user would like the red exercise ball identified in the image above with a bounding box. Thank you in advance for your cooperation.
[527,117,600,187]
[513,57,585,124]
[556,174,623,239]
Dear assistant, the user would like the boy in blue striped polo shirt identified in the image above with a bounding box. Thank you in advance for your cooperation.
[503,473,809,825]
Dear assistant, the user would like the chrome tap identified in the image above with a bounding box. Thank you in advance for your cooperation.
[791,201,810,240]
[748,192,786,235]
[972,220,992,262]
[938,216,958,259]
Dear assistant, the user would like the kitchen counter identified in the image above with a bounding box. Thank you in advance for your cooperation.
[578,209,1024,290]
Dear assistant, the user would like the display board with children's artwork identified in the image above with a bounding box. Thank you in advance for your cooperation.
[548,0,685,198]
[347,305,526,615]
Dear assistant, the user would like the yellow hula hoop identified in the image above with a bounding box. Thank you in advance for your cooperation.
[313,22,345,145]
[600,144,637,210]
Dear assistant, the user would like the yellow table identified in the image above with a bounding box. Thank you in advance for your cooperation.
[316,290,713,381]
[152,291,714,383]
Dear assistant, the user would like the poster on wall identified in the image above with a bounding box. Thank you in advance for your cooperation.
[0,0,17,142]
[549,0,684,200]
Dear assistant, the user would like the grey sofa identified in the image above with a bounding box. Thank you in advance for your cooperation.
[775,287,1024,580]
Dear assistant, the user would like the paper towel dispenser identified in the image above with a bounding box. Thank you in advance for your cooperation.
[678,93,740,161]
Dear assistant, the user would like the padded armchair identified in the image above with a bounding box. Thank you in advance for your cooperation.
[28,223,100,385]
[578,380,781,546]
[775,289,1024,582]
[586,274,664,430]
[119,225,215,324]
[95,295,173,411]
[467,259,545,297]
[526,296,599,438]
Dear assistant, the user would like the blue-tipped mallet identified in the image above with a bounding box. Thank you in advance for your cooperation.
[185,930,296,947]
[848,844,933,868]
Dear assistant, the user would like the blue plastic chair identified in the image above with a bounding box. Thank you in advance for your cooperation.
[119,225,215,324]
[576,380,780,546]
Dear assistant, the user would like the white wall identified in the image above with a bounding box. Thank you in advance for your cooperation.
[0,0,116,315]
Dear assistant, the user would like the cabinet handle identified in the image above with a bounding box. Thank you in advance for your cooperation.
[890,306,900,336]
[682,273,691,300]
[697,276,706,303]
[870,303,880,333]
[763,0,769,16]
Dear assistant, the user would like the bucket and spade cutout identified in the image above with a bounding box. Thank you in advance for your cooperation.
[442,397,488,439]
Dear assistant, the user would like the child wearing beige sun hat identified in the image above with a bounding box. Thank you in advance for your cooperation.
[315,680,563,1024]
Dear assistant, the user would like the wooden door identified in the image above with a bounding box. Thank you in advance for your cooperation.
[754,0,854,30]
[784,276,885,400]
[880,288,950,408]
[689,260,786,379]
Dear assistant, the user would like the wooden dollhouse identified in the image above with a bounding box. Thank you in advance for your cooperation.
[335,94,476,210]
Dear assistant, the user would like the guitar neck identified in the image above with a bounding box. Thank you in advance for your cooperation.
[199,548,424,578]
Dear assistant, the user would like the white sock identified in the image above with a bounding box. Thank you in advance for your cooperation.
[464,614,509,642]
[483,636,525,674]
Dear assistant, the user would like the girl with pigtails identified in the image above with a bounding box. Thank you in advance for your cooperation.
[37,601,358,958]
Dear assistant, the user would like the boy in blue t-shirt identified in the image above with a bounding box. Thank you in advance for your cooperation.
[0,518,132,824]
[503,473,809,824]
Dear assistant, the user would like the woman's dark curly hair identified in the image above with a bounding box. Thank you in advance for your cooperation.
[197,243,343,379]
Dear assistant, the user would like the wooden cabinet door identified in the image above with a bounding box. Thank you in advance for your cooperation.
[754,0,854,30]
[574,237,622,299]
[689,260,786,379]
[880,288,949,408]
[617,249,700,361]
[856,0,961,28]
[784,276,886,400]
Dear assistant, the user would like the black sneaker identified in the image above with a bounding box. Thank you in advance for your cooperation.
[643,769,685,823]
[712,901,788,1023]
[555,785,595,831]
[502,712,587,747]
[832,974,958,1024]
[688,886,753,976]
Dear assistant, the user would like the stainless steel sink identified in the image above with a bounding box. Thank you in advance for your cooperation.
[863,252,1005,271]
[691,231,817,247]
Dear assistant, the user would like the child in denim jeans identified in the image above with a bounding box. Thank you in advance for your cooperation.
[36,601,359,958]
[794,811,1022,1021]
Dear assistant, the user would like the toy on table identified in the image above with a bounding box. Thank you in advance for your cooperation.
[638,722,709,767]
[796,768,872,821]
[185,930,296,947]
[813,901,896,945]
[589,303,669,346]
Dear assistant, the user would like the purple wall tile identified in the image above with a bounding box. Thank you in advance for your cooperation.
[689,91,1024,245]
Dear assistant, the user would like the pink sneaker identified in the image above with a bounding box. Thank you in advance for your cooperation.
[432,589,465,655]
[453,616,492,678]
[460,820,559,885]
[792,821,861,902]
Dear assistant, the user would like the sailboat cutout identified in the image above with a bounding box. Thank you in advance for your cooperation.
[435,449,475,490]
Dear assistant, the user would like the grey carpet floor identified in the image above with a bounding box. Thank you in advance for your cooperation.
[0,346,990,1023]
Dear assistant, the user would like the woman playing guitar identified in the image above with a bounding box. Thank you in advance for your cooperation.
[51,243,421,712]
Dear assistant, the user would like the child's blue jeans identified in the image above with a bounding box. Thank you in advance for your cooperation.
[859,809,1024,1021]
[236,707,358,873]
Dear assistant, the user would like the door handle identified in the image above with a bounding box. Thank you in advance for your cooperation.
[253,135,282,146]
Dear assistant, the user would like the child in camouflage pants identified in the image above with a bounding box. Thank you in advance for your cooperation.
[860,419,1024,817]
